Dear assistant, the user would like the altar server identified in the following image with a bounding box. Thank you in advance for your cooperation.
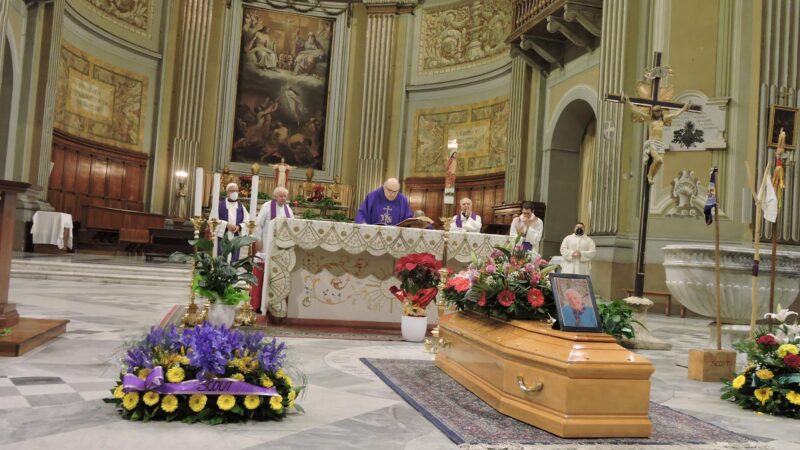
[559,222,596,275]
[449,197,482,233]
[355,178,413,226]
[216,182,250,261]
[509,201,542,254]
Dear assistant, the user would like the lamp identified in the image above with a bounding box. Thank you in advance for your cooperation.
[174,170,189,224]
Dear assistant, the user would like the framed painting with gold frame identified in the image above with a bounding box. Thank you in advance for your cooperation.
[768,105,797,150]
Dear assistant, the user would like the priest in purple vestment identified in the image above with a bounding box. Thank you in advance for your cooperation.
[355,178,413,226]
[216,183,250,262]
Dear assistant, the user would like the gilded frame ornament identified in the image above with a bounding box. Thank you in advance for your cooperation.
[767,104,797,150]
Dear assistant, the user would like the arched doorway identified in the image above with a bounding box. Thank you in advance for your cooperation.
[541,96,596,257]
[0,37,15,178]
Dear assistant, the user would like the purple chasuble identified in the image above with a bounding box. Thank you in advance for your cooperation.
[218,199,245,261]
[355,187,413,225]
[455,212,477,229]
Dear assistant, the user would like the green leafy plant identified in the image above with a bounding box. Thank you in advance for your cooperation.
[597,299,641,340]
[0,327,11,337]
[169,236,257,305]
[257,192,271,200]
[301,209,320,220]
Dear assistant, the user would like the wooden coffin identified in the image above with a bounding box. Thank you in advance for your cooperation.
[435,311,654,438]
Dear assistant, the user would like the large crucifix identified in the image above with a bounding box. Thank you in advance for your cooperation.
[605,52,702,298]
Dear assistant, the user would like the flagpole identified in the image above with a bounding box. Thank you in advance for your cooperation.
[713,167,721,351]
[746,163,770,337]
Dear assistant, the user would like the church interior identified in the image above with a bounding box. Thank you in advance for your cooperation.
[1,0,800,448]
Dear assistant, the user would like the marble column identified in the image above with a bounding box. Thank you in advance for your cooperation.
[592,0,628,234]
[31,0,66,199]
[354,1,409,203]
[504,56,530,203]
[0,0,8,85]
[168,0,213,218]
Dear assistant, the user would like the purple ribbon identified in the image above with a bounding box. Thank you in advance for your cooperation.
[122,366,278,396]
[752,260,759,277]
[270,201,291,220]
[455,212,476,229]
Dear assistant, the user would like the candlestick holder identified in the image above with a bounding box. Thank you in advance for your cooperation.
[234,220,258,327]
[181,216,206,328]
[208,217,220,256]
[426,215,454,354]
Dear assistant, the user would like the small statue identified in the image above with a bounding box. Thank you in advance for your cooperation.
[251,162,261,175]
[221,165,234,186]
[328,175,341,201]
[777,127,786,156]
[268,158,294,188]
[303,168,315,201]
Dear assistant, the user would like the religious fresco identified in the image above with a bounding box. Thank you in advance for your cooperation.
[418,0,512,76]
[77,0,152,36]
[54,41,148,151]
[231,7,334,169]
[411,96,509,177]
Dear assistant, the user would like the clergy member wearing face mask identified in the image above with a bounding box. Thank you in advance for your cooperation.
[215,182,250,262]
[559,222,596,275]
[449,197,482,233]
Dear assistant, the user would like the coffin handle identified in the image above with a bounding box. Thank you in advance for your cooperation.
[517,375,543,393]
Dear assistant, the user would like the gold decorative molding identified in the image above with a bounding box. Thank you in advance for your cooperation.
[418,0,513,76]
[54,41,148,151]
[76,0,153,37]
[411,96,509,177]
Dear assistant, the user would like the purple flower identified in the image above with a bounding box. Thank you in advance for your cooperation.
[490,250,504,260]
[243,331,265,355]
[524,263,535,273]
[258,338,287,373]
[123,347,152,373]
[181,323,242,379]
[485,264,496,274]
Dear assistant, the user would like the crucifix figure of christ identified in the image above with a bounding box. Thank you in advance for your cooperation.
[605,52,702,297]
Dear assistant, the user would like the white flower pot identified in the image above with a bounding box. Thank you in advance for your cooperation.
[401,315,428,342]
[207,303,238,328]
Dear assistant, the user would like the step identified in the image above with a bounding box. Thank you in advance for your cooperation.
[10,259,192,287]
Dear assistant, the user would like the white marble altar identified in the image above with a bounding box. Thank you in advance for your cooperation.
[262,218,512,324]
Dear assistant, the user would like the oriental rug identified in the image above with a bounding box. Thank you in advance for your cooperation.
[361,359,761,449]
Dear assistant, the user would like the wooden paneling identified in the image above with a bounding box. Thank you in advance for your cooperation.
[82,205,165,231]
[49,131,150,224]
[404,173,506,227]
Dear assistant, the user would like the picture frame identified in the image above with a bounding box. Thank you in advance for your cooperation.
[549,273,602,332]
[767,104,797,150]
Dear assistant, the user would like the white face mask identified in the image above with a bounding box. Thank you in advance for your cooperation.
[228,192,239,201]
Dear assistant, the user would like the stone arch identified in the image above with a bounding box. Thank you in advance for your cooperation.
[540,86,597,257]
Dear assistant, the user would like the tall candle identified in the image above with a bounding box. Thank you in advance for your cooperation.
[193,167,203,217]
[249,175,259,219]
[210,173,221,219]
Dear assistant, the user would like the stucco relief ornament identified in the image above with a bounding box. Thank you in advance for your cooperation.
[669,170,702,217]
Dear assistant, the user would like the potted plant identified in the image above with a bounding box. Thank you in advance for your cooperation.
[389,253,442,342]
[170,235,257,327]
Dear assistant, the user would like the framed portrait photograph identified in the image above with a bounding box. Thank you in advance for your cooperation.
[549,273,602,332]
[768,105,797,150]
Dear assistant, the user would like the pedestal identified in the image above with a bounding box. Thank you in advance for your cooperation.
[620,296,672,350]
[687,348,736,382]
[436,311,654,438]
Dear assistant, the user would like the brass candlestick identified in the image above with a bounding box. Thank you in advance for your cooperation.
[234,220,258,327]
[208,217,220,257]
[426,214,454,354]
[181,216,206,328]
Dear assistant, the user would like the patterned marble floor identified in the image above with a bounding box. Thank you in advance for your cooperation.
[1,277,799,450]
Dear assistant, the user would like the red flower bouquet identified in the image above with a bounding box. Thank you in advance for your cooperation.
[390,253,442,317]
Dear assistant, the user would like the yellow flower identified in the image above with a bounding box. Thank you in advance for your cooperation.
[161,394,178,413]
[732,375,746,390]
[217,395,236,411]
[786,391,800,406]
[260,375,274,388]
[113,385,125,399]
[231,373,245,381]
[754,387,773,405]
[180,356,190,365]
[243,395,260,410]
[166,366,185,383]
[777,344,799,358]
[269,395,283,412]
[137,368,152,380]
[284,376,293,388]
[755,369,774,381]
[122,392,139,410]
[189,394,207,412]
[288,390,296,402]
[143,391,160,406]
[275,369,286,379]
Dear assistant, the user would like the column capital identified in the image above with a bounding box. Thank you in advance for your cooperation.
[363,0,419,15]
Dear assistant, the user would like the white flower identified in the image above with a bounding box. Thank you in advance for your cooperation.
[764,305,798,323]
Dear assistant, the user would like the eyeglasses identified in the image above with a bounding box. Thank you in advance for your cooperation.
[385,187,399,194]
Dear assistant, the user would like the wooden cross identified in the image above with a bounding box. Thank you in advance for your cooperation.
[604,51,702,298]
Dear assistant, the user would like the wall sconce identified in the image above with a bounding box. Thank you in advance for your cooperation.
[174,170,189,223]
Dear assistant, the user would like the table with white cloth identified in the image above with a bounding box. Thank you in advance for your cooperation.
[31,211,73,250]
[261,218,512,325]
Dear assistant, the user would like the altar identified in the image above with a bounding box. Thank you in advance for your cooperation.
[262,218,512,325]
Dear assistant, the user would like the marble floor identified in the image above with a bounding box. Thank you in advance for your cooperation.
[1,277,799,450]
